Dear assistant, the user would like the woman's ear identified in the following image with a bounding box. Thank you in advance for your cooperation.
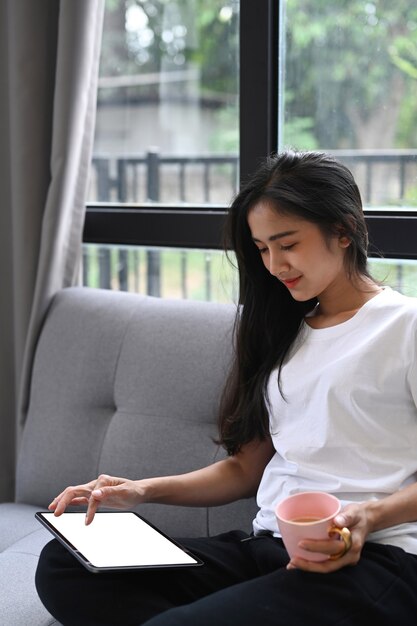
[334,222,353,248]
[339,234,351,248]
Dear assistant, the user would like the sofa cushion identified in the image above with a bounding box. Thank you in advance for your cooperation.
[0,503,60,625]
[16,287,256,536]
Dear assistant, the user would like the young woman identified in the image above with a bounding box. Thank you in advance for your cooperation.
[36,150,417,625]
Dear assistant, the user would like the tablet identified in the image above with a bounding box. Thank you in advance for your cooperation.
[36,511,203,573]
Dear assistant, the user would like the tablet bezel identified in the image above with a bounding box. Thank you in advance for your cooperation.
[36,510,204,573]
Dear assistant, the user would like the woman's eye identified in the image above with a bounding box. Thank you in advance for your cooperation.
[280,244,295,251]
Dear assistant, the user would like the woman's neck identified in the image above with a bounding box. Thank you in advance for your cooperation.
[306,278,382,329]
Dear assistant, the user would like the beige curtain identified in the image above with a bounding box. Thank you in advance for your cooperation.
[0,0,104,501]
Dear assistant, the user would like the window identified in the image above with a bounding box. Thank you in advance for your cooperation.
[281,0,417,295]
[83,0,417,299]
[84,0,243,300]
[90,0,239,206]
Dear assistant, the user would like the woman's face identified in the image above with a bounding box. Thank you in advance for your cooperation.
[247,200,350,302]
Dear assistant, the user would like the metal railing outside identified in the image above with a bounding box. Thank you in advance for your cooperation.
[89,148,417,206]
[91,150,239,204]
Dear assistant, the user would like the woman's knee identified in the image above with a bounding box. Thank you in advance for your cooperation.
[36,539,69,593]
[35,540,82,618]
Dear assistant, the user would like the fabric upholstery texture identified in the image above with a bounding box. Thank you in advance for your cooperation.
[1,287,257,625]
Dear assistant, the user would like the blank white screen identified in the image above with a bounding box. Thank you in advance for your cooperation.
[39,512,198,568]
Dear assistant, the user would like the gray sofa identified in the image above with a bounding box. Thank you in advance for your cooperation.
[0,286,257,625]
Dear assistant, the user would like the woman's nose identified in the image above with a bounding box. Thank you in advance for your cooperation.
[268,251,289,278]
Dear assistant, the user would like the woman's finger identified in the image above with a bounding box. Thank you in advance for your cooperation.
[85,492,101,525]
[84,476,118,525]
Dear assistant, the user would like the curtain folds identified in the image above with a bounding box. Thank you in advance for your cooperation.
[0,0,104,501]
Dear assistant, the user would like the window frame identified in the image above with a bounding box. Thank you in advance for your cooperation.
[83,0,417,261]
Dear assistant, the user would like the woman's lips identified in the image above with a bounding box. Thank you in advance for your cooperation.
[282,276,301,289]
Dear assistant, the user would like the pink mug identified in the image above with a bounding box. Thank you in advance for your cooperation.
[276,491,346,562]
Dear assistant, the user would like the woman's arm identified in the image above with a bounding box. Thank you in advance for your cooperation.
[50,436,275,525]
[361,481,417,532]
[144,436,274,506]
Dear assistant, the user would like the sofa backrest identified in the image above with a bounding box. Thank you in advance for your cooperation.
[16,287,257,537]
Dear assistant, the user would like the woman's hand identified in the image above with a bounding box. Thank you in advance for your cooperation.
[286,502,371,573]
[48,474,144,525]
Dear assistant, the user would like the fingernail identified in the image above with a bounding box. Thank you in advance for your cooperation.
[92,489,102,497]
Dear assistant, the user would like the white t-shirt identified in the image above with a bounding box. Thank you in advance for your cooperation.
[253,287,417,554]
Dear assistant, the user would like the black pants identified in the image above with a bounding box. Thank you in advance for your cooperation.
[35,531,417,626]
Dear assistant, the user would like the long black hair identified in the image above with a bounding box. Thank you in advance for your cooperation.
[217,150,372,455]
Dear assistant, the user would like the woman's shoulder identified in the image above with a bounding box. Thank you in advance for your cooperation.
[381,286,417,307]
[377,287,417,324]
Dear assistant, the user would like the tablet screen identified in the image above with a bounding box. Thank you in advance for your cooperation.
[36,511,203,572]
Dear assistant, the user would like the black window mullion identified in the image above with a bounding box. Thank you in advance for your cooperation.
[239,0,279,183]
